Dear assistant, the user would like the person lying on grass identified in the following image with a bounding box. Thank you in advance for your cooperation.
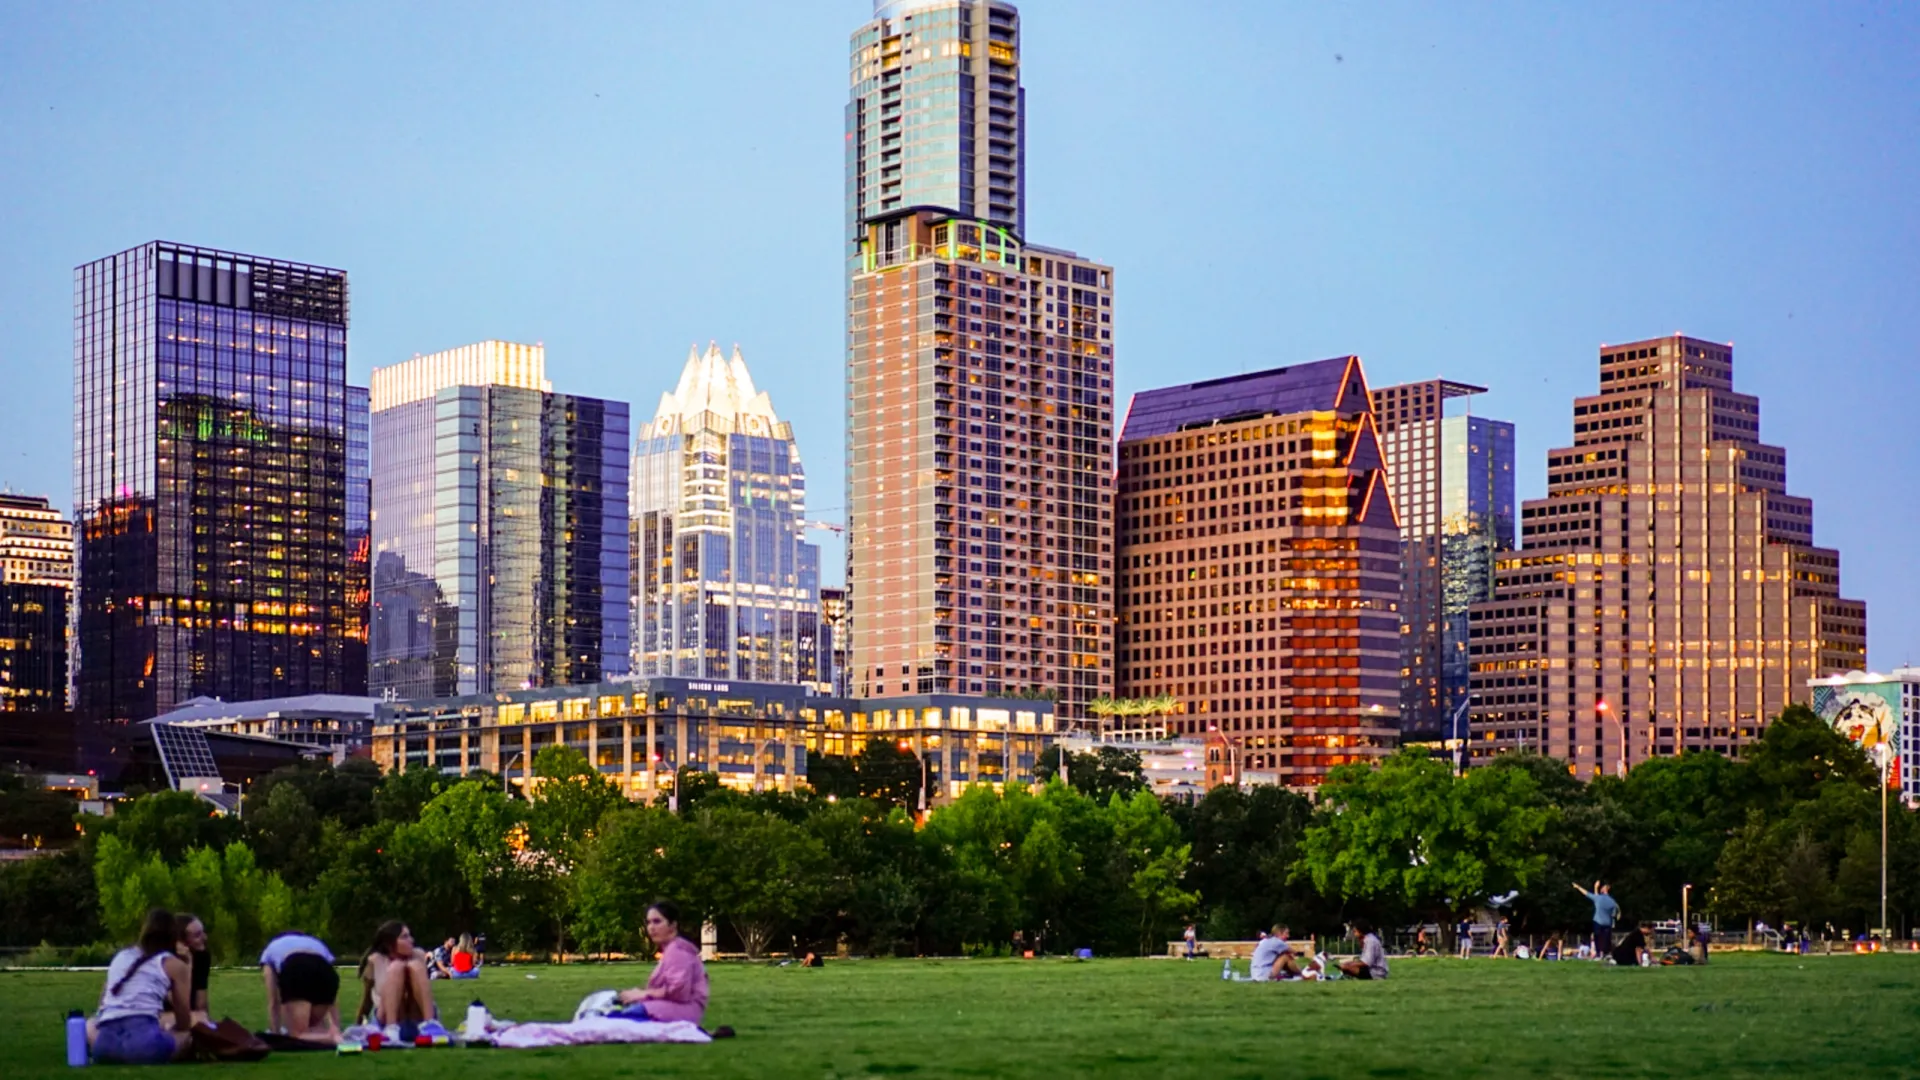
[612,899,709,1026]
[356,921,438,1030]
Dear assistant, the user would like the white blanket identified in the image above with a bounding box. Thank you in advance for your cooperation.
[491,1016,712,1049]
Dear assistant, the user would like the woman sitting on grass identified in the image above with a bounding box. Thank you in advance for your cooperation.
[613,900,709,1025]
[173,912,211,1027]
[356,921,437,1031]
[93,908,195,1064]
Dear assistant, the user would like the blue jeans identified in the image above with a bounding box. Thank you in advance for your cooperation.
[94,1015,177,1065]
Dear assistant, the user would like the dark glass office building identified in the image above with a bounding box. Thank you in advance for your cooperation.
[73,242,366,720]
[369,342,630,699]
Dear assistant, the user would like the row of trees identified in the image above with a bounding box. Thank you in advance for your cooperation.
[0,705,1912,957]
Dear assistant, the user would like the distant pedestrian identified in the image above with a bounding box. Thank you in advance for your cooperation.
[1457,918,1473,959]
[1183,924,1197,959]
[1492,918,1511,959]
[1572,881,1619,960]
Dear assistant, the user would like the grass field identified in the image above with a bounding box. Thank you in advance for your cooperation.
[7,952,1919,1078]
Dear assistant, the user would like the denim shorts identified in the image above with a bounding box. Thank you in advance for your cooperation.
[94,1015,177,1065]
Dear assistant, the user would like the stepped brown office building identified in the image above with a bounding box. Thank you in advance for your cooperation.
[1467,335,1867,776]
[1115,357,1401,785]
[845,0,1116,723]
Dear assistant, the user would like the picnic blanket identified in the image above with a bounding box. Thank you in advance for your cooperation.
[490,1016,711,1049]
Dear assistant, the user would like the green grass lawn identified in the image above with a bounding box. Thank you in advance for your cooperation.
[7,952,1919,1078]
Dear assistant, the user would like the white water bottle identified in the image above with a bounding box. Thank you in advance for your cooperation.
[463,1001,491,1036]
[1220,958,1232,980]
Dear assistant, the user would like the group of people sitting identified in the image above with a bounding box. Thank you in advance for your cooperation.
[90,899,708,1064]
[1241,920,1390,982]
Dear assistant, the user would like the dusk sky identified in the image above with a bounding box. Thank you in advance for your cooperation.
[1,1,1914,666]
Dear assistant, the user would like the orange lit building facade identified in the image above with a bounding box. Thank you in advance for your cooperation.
[1115,357,1401,786]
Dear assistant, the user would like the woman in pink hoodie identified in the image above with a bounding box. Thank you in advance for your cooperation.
[615,900,709,1026]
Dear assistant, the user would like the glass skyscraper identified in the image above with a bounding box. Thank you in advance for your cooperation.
[369,342,630,699]
[73,242,365,720]
[1375,380,1515,741]
[631,344,824,688]
[847,0,1024,272]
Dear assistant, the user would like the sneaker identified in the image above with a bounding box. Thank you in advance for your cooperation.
[419,1020,449,1039]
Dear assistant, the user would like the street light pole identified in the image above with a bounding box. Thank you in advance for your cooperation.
[1881,751,1889,944]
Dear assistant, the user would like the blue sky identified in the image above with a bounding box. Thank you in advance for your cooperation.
[1,1,1915,667]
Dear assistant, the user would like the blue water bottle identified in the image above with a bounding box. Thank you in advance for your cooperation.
[66,1010,88,1067]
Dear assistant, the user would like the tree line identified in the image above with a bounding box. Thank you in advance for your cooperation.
[0,705,1912,959]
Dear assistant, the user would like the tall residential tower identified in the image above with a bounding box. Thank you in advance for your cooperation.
[369,342,629,699]
[1467,335,1867,776]
[845,1,1116,723]
[1375,380,1514,741]
[631,344,824,688]
[74,242,365,719]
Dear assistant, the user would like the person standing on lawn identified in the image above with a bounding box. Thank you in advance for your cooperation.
[1572,881,1619,960]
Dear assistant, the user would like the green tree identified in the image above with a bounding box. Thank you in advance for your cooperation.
[523,745,627,955]
[86,790,241,863]
[690,805,831,958]
[0,847,101,946]
[1295,748,1554,922]
[571,806,689,956]
[1108,789,1198,955]
[1035,745,1148,805]
[1743,705,1875,809]
[0,771,82,848]
[1710,810,1785,925]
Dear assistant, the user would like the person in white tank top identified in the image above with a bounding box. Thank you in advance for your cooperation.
[92,909,194,1065]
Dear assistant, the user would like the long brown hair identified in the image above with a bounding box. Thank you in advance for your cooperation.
[111,908,178,996]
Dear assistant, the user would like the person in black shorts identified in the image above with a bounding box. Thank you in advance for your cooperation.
[260,932,341,1044]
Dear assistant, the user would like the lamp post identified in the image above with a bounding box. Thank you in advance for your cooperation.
[1681,883,1691,943]
[1596,699,1622,779]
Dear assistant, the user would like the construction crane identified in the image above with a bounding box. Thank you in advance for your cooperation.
[803,521,845,535]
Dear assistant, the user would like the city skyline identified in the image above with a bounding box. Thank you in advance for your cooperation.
[1,1,1915,668]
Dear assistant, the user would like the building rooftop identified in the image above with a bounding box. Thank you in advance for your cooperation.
[152,694,381,725]
[1121,356,1366,440]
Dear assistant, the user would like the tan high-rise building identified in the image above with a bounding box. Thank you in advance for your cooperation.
[844,1,1116,725]
[1115,357,1401,786]
[847,212,1114,722]
[1467,335,1867,777]
[0,493,74,711]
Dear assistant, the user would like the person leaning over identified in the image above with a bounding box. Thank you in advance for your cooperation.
[1338,920,1390,980]
[93,908,195,1065]
[261,930,341,1043]
[173,912,211,1027]
[613,900,710,1026]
